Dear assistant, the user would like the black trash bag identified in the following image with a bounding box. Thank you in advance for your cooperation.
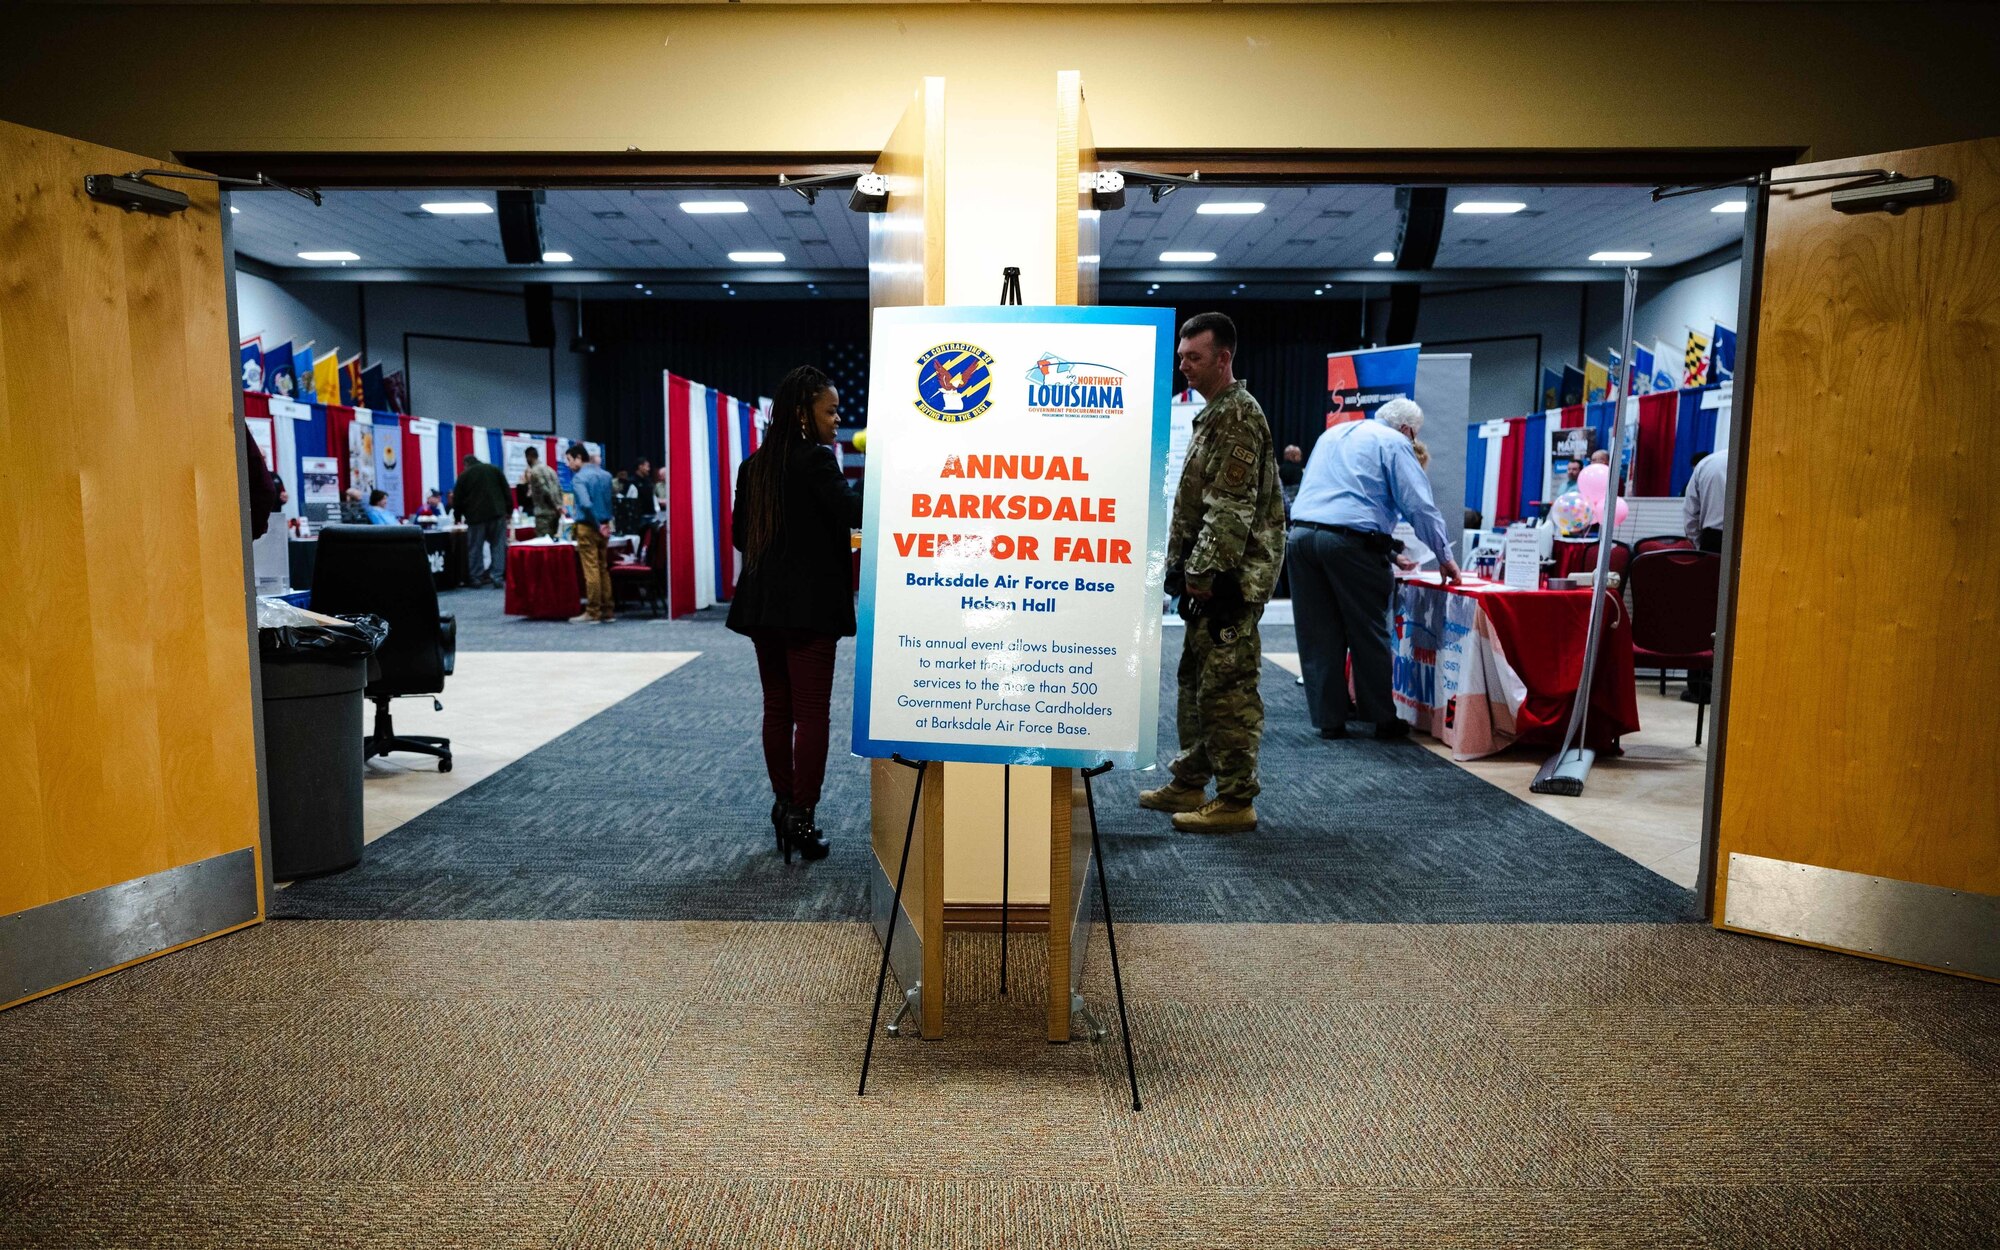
[257,599,390,660]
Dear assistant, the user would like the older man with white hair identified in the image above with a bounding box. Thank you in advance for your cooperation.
[1287,396,1459,739]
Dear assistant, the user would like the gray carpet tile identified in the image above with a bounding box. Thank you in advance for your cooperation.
[1489,1003,2000,1186]
[7,919,1996,1248]
[1121,1185,1707,1250]
[557,1178,1130,1250]
[276,612,1697,924]
[0,1180,583,1250]
[1676,1183,2000,1250]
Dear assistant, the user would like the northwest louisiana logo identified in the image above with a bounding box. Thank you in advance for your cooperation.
[1023,353,1126,418]
[914,342,997,423]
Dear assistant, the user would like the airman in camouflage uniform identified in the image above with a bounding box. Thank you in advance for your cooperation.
[522,447,564,538]
[1140,313,1287,834]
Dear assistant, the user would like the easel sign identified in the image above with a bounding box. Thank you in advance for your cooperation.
[852,305,1176,769]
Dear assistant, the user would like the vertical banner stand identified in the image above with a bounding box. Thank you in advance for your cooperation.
[1081,761,1141,1111]
[860,753,929,1096]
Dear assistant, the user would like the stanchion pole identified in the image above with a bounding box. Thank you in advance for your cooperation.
[1081,761,1141,1112]
[860,754,928,1096]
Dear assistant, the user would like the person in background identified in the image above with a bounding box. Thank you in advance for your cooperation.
[565,443,616,623]
[421,489,445,518]
[522,445,563,538]
[1684,449,1728,553]
[1287,396,1459,741]
[452,452,512,588]
[363,489,397,526]
[631,458,656,514]
[244,421,283,538]
[727,365,862,863]
[1277,444,1305,512]
[339,486,368,525]
[652,465,668,512]
[1138,312,1287,836]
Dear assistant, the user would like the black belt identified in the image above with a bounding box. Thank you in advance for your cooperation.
[1293,520,1377,539]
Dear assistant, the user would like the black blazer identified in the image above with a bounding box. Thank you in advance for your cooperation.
[726,443,863,637]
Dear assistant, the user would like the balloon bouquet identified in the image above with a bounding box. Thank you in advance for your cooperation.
[1550,463,1628,537]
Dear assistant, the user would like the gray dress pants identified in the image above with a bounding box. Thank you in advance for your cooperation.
[465,518,508,587]
[1286,526,1395,730]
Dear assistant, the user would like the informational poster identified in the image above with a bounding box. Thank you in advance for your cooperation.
[503,434,538,485]
[373,418,404,509]
[852,305,1175,769]
[1503,524,1542,590]
[1325,343,1420,427]
[244,416,275,471]
[1546,424,1597,502]
[300,456,341,524]
[347,417,375,494]
[1164,394,1201,514]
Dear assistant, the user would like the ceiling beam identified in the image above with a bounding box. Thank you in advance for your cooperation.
[180,150,876,189]
[239,258,862,286]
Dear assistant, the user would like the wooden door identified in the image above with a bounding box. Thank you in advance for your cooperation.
[866,79,948,1038]
[1715,137,1998,979]
[0,121,264,1010]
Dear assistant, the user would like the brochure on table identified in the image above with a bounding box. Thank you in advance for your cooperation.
[852,305,1175,769]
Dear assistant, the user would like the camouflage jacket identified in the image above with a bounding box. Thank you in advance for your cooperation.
[1168,380,1287,603]
[523,463,563,516]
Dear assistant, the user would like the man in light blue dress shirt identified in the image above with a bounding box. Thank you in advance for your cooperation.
[1287,397,1459,739]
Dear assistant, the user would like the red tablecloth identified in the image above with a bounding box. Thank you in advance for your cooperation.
[1392,573,1639,758]
[1550,539,1600,579]
[504,542,583,620]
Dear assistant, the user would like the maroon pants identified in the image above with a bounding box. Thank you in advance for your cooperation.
[751,630,839,806]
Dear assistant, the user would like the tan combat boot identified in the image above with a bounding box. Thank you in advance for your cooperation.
[1137,780,1207,812]
[1172,798,1257,835]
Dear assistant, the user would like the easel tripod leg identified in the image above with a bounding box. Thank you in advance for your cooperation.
[1082,763,1141,1112]
[1000,763,1010,997]
[860,756,927,1097]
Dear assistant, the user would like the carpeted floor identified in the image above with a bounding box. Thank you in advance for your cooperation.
[274,599,1698,924]
[3,918,1995,1248]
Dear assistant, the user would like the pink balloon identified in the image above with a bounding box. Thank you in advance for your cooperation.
[1577,462,1611,506]
[1612,497,1629,526]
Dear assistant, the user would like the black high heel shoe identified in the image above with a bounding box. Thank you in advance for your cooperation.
[772,800,792,861]
[782,804,832,862]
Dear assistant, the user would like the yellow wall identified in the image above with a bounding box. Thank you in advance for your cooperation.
[4,5,1999,164]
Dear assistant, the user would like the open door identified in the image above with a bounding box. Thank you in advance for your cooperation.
[0,121,265,1009]
[1714,136,1998,980]
[866,78,948,1038]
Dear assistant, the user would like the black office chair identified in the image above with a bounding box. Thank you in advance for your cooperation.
[310,525,457,772]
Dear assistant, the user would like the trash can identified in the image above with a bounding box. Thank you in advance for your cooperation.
[257,602,388,881]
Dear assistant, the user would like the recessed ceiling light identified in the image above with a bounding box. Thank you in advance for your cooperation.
[1452,201,1527,215]
[1373,251,1395,263]
[297,251,359,262]
[728,251,785,263]
[1080,255,1100,264]
[1159,251,1216,263]
[682,201,749,215]
[1712,200,1748,214]
[1079,209,1101,221]
[421,201,492,215]
[1589,250,1653,262]
[229,205,239,215]
[541,251,572,263]
[1196,202,1265,216]
[634,283,645,289]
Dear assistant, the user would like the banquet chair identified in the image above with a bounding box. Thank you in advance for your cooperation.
[1607,540,1634,579]
[1626,549,1721,743]
[611,520,668,617]
[1634,533,1695,558]
[310,525,457,772]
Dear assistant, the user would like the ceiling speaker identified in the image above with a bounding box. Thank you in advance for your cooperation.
[497,190,546,265]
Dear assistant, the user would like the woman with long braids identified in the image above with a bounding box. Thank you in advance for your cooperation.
[727,366,863,862]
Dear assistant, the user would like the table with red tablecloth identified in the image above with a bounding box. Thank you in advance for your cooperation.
[503,541,583,620]
[1391,572,1638,759]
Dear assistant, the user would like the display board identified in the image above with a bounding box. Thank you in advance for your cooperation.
[852,305,1174,769]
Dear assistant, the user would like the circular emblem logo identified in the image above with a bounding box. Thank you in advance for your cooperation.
[914,342,996,423]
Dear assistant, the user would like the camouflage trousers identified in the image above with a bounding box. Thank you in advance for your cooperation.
[1169,603,1265,801]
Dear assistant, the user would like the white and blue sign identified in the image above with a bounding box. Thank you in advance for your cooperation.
[853,305,1176,769]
